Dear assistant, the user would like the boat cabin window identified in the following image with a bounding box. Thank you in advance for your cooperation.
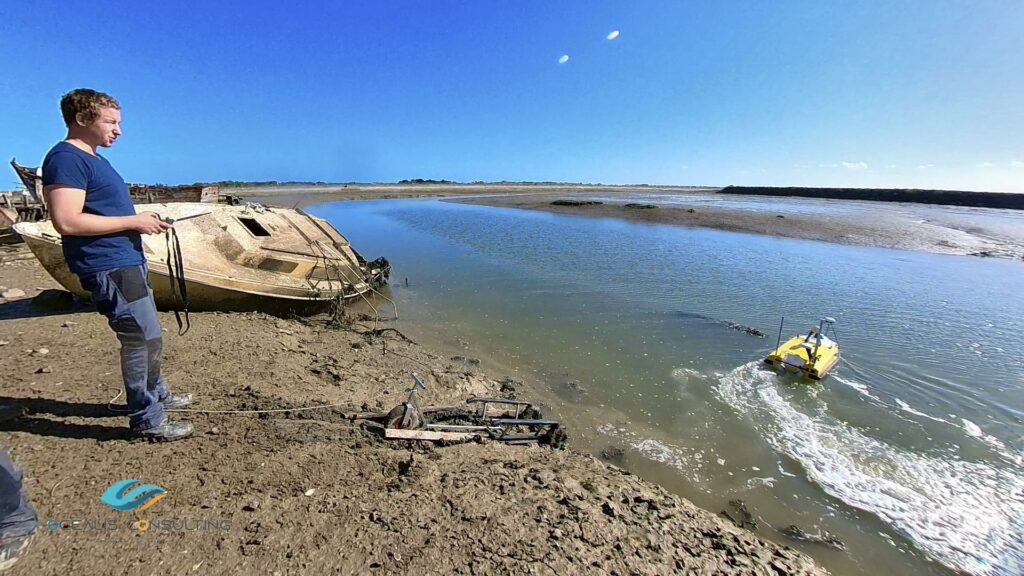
[238,217,271,237]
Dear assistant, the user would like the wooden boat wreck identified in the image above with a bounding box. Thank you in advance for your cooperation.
[3,161,48,242]
[0,203,19,244]
[6,156,238,247]
[9,158,237,213]
[9,159,44,204]
[13,202,390,315]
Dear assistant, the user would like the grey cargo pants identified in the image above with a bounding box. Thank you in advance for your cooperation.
[78,264,168,431]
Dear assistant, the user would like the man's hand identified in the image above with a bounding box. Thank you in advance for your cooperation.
[45,186,172,237]
[133,212,173,235]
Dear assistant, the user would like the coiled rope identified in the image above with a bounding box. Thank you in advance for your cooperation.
[164,225,190,335]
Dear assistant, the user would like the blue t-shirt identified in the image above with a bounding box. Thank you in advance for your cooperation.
[41,141,143,275]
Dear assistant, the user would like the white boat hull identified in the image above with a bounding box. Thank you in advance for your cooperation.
[13,203,388,315]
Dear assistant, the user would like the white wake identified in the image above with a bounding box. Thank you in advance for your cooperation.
[716,361,1024,576]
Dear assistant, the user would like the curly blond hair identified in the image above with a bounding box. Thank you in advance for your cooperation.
[60,88,120,127]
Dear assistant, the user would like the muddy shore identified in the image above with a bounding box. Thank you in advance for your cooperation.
[0,245,825,575]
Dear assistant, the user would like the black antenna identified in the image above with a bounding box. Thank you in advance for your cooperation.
[775,316,785,352]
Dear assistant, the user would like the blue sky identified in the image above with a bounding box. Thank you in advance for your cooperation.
[2,1,1022,191]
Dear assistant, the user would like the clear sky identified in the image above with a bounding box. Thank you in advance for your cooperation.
[2,1,1022,191]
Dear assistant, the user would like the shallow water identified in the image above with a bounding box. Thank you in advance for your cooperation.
[311,196,1024,576]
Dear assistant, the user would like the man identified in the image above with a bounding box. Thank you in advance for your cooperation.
[41,88,193,441]
[0,449,36,570]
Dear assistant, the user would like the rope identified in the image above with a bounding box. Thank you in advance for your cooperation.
[106,208,407,416]
[243,202,266,214]
[164,226,190,335]
[292,208,399,327]
[106,388,358,415]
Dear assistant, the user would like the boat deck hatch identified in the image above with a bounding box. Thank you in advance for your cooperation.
[257,258,299,273]
[238,217,271,237]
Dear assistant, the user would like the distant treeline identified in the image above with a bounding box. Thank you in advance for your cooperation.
[398,178,454,184]
[204,180,334,188]
[720,186,1024,210]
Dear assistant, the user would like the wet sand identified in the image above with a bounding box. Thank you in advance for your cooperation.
[0,245,825,575]
[449,192,1024,260]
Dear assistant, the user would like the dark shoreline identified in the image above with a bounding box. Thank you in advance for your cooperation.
[721,186,1024,210]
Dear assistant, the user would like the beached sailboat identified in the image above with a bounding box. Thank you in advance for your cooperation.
[764,317,840,380]
[13,202,389,315]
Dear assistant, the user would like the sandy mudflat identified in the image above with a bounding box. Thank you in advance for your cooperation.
[448,191,1024,260]
[239,184,1024,260]
[0,244,825,575]
[236,183,716,208]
